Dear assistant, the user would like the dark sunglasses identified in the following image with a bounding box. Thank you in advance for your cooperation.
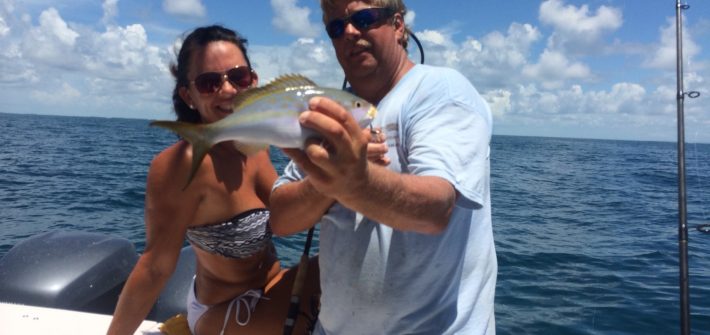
[326,7,394,39]
[190,65,255,94]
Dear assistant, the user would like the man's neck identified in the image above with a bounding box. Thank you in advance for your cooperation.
[350,58,415,104]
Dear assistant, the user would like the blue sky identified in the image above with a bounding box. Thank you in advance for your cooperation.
[1,0,708,143]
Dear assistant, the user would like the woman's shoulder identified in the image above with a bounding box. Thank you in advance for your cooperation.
[150,141,190,170]
[147,140,199,190]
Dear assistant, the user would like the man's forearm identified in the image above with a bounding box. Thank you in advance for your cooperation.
[337,163,456,234]
[270,177,335,236]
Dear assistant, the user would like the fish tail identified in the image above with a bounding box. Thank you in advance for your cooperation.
[150,120,214,190]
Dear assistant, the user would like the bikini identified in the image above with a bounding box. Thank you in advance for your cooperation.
[184,208,272,334]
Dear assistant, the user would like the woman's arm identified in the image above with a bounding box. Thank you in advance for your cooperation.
[107,150,196,335]
[254,150,278,207]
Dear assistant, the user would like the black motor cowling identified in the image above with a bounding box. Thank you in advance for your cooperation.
[0,230,195,321]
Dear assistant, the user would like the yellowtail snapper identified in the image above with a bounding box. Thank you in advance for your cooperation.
[150,74,377,189]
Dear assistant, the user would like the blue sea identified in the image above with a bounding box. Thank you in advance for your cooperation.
[1,112,709,334]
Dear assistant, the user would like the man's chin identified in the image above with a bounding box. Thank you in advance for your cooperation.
[345,57,377,75]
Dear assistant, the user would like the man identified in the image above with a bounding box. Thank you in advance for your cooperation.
[270,0,497,334]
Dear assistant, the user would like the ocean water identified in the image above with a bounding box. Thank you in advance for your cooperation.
[1,112,709,334]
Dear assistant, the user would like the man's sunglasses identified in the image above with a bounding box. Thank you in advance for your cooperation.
[326,7,394,39]
[190,66,255,94]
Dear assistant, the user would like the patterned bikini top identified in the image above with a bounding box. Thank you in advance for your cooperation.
[186,208,272,259]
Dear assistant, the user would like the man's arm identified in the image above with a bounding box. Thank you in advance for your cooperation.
[294,97,456,234]
[269,126,391,236]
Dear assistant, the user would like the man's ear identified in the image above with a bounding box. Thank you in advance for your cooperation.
[393,13,406,42]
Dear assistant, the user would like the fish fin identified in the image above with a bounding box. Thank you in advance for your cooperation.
[232,74,317,109]
[150,120,214,190]
[231,141,269,156]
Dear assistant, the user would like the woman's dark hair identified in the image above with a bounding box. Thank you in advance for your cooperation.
[170,25,252,123]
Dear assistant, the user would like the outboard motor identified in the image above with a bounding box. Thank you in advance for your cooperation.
[149,245,195,321]
[0,231,138,315]
[0,230,196,321]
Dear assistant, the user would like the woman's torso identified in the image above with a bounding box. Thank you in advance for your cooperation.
[166,140,280,305]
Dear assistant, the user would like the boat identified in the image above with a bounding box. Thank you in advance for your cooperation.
[0,230,195,334]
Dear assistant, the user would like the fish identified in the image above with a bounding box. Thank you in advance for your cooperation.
[150,74,377,189]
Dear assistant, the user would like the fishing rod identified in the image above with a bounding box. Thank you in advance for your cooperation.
[283,226,316,335]
[674,1,700,334]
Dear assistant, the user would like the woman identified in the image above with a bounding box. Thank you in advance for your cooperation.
[107,25,321,335]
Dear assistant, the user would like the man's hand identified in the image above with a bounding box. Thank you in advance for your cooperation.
[290,96,371,202]
[365,127,390,166]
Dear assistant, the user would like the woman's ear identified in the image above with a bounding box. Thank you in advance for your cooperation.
[179,86,194,109]
[250,70,259,88]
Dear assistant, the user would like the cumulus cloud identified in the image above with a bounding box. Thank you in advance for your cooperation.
[22,8,80,67]
[270,0,320,38]
[644,17,700,70]
[101,0,118,25]
[87,24,166,77]
[539,0,622,54]
[0,16,9,37]
[0,3,173,118]
[522,49,591,89]
[250,38,341,86]
[0,0,706,142]
[404,9,416,28]
[31,82,81,105]
[483,89,512,118]
[163,0,206,18]
[415,23,540,90]
[505,82,648,125]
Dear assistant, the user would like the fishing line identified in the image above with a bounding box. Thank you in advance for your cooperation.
[689,129,709,235]
[675,1,701,334]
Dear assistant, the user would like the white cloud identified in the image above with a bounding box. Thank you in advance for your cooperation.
[22,8,80,66]
[0,1,706,142]
[416,23,540,90]
[644,17,700,70]
[404,9,416,28]
[250,38,341,87]
[523,49,591,89]
[483,89,512,118]
[0,17,8,37]
[1,4,173,118]
[101,0,118,25]
[270,0,320,38]
[163,0,205,18]
[87,24,166,75]
[30,82,81,105]
[539,0,622,54]
[418,29,447,46]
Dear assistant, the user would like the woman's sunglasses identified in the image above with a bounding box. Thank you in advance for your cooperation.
[326,7,394,39]
[190,66,255,94]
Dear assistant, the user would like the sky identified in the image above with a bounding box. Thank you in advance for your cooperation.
[0,0,708,143]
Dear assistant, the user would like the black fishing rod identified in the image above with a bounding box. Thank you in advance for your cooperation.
[283,226,315,335]
[674,1,700,334]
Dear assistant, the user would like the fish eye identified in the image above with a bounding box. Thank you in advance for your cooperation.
[356,101,362,108]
